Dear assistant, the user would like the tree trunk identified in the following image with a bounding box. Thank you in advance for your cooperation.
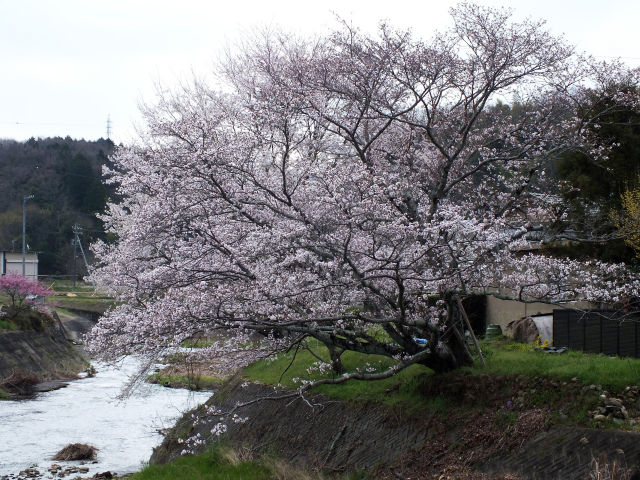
[421,294,475,373]
[327,345,345,374]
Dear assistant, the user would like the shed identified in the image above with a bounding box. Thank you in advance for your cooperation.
[0,251,39,280]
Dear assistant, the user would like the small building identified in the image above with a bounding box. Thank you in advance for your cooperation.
[0,251,39,280]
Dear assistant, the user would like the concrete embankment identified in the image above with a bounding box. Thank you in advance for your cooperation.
[0,329,87,382]
[151,377,429,472]
[150,377,640,479]
[55,308,99,342]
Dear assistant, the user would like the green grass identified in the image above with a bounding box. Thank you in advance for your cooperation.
[148,373,222,391]
[131,446,272,480]
[244,344,430,408]
[51,296,114,314]
[132,445,369,480]
[42,279,97,293]
[0,318,15,331]
[460,339,640,390]
[0,387,10,400]
[244,338,640,410]
[44,281,115,314]
[181,337,217,348]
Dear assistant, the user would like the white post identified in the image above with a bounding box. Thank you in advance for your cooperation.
[22,194,34,276]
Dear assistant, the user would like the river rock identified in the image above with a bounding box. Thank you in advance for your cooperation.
[18,468,40,478]
[90,472,113,479]
[592,395,630,422]
[607,398,624,408]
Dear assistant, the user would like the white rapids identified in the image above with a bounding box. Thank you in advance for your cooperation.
[0,356,210,478]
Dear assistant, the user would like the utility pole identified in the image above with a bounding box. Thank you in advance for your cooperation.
[22,194,34,276]
[72,224,96,289]
[72,224,79,287]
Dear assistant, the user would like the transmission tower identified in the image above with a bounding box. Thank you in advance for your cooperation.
[106,115,112,139]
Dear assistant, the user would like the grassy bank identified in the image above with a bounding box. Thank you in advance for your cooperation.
[44,279,115,314]
[245,338,640,401]
[131,445,365,480]
[147,371,221,391]
[51,295,114,314]
[459,339,640,390]
[132,446,272,480]
[244,347,427,407]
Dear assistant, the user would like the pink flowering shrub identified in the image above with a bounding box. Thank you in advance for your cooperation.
[0,273,53,309]
[0,274,55,331]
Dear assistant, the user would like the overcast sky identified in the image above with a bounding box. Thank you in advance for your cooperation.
[0,0,638,144]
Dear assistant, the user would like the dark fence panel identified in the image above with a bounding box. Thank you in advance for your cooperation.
[584,314,601,353]
[568,313,585,351]
[553,310,569,348]
[553,310,640,358]
[620,321,636,358]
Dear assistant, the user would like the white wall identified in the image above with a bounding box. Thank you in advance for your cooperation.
[485,295,595,333]
[1,252,39,280]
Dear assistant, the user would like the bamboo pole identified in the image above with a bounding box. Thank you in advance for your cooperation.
[455,296,486,368]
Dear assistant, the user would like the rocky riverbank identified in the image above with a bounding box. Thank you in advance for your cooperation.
[1,467,128,480]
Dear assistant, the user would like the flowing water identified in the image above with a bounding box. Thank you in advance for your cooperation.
[0,357,211,478]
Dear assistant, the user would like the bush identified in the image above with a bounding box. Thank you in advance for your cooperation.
[0,317,14,331]
[3,306,55,332]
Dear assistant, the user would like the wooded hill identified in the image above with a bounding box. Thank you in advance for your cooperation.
[0,137,115,276]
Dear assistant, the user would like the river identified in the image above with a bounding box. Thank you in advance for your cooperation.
[0,357,211,478]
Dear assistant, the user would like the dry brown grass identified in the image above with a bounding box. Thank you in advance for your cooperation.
[52,443,98,461]
[0,370,40,394]
[589,453,636,480]
[220,445,254,466]
[264,458,326,480]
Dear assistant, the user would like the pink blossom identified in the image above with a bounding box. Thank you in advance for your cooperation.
[86,5,640,380]
[0,273,53,308]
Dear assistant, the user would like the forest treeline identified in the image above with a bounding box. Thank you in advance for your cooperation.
[0,137,115,276]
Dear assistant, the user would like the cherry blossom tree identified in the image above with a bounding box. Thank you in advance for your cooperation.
[88,4,640,379]
[0,273,53,309]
